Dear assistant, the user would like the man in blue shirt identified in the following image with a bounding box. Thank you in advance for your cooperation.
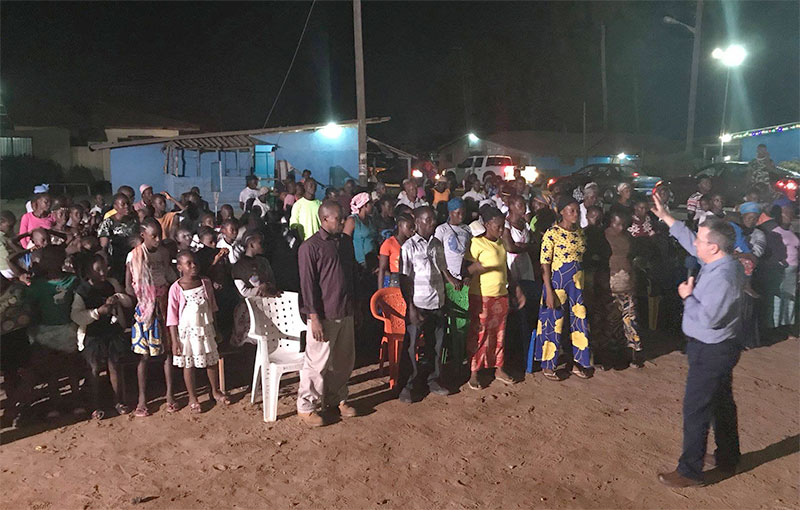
[651,193,744,488]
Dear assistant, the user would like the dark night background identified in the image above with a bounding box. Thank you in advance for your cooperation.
[1,1,798,149]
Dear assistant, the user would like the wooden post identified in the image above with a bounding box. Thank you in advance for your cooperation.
[601,23,608,132]
[353,0,368,186]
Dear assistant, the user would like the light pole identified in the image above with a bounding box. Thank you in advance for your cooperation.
[663,2,703,155]
[712,44,746,158]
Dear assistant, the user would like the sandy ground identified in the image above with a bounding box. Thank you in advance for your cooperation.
[1,334,798,510]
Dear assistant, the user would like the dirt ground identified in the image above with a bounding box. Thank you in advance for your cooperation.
[1,334,798,510]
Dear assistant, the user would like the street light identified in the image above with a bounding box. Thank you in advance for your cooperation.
[713,44,746,158]
[663,3,703,155]
[468,133,479,143]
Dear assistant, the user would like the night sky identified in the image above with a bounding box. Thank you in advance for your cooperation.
[2,1,798,149]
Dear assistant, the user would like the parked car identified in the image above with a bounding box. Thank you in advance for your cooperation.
[548,163,663,201]
[668,161,799,205]
[445,155,515,184]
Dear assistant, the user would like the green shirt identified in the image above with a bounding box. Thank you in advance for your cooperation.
[25,274,78,326]
[289,197,321,241]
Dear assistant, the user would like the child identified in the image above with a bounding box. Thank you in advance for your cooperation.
[602,211,643,369]
[686,176,712,226]
[167,251,229,413]
[710,193,726,219]
[230,232,279,346]
[24,245,83,417]
[49,207,71,246]
[628,197,656,238]
[90,193,107,218]
[126,218,178,416]
[175,227,194,253]
[0,211,17,279]
[463,207,515,389]
[151,192,184,240]
[378,213,415,288]
[216,219,244,264]
[19,193,54,248]
[71,254,133,418]
[218,204,235,226]
[693,195,713,229]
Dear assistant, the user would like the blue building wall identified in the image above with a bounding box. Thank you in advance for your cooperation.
[739,130,800,162]
[109,125,359,207]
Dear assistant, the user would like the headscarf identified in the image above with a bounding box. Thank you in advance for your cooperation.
[447,197,464,211]
[555,194,579,213]
[128,243,157,329]
[739,202,761,215]
[350,192,370,214]
[616,182,632,193]
[139,184,152,194]
[33,184,49,194]
[772,196,792,208]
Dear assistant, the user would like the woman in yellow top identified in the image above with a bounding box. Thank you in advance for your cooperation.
[528,195,593,381]
[464,207,517,389]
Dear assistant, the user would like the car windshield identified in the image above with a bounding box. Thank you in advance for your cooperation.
[457,158,473,168]
[487,156,512,166]
[776,166,800,179]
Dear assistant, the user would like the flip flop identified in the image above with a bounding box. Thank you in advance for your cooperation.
[91,410,105,420]
[189,402,202,414]
[166,402,180,413]
[115,403,131,415]
[571,366,591,379]
[133,406,150,418]
[542,370,561,382]
[213,393,232,406]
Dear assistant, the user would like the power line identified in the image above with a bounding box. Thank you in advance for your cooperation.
[261,0,316,129]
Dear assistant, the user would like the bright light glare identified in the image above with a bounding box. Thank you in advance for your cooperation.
[468,133,479,143]
[319,122,342,138]
[719,133,732,143]
[617,153,627,160]
[712,45,746,67]
[503,165,515,180]
[411,169,423,178]
[723,155,731,161]
[521,166,538,183]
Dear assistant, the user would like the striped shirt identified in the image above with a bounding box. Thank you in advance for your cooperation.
[399,233,446,310]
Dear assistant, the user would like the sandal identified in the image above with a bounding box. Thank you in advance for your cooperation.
[467,377,484,390]
[542,369,561,382]
[115,403,131,415]
[571,366,592,379]
[189,402,202,414]
[213,393,232,406]
[495,369,518,385]
[133,406,151,418]
[91,409,105,420]
[165,402,180,413]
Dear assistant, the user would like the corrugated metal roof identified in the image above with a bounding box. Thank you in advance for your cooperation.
[164,134,266,150]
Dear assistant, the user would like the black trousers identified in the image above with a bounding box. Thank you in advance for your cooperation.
[678,338,741,480]
[403,308,445,391]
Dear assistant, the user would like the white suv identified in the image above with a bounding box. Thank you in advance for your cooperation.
[448,155,515,183]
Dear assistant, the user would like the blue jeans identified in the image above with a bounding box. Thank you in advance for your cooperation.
[678,338,741,480]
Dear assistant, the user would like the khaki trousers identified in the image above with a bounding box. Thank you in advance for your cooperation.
[297,316,355,413]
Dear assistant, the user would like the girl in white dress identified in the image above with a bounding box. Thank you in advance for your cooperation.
[166,251,230,413]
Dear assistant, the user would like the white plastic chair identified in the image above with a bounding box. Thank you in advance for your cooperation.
[246,293,306,422]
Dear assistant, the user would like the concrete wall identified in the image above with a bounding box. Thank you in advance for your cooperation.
[72,146,109,180]
[13,126,72,169]
[740,130,800,163]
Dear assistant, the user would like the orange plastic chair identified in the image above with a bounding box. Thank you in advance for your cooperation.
[370,287,407,389]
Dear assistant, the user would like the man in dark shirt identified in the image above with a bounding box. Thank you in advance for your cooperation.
[296,200,358,427]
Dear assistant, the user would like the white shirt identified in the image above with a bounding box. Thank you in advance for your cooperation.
[216,237,244,264]
[580,203,589,228]
[239,187,260,211]
[396,191,428,209]
[399,234,446,310]
[434,222,471,279]
[462,190,486,202]
[505,220,535,282]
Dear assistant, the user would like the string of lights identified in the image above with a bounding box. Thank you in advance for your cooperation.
[730,122,800,140]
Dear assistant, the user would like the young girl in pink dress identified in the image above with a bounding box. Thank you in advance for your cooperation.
[167,251,230,413]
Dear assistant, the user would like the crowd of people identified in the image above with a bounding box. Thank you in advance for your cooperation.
[0,162,796,432]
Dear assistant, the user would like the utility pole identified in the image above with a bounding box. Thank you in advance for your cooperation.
[600,23,608,132]
[353,0,367,186]
[686,0,703,154]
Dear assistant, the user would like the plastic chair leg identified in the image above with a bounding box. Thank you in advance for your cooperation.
[378,336,388,374]
[267,365,281,422]
[261,363,270,422]
[389,337,401,389]
[250,341,262,404]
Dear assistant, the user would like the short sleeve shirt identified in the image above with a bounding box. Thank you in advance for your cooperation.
[540,225,586,272]
[399,234,446,310]
[379,236,402,273]
[465,236,508,297]
[239,187,260,210]
[686,192,703,213]
[434,222,471,278]
[505,220,535,282]
[25,274,78,326]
